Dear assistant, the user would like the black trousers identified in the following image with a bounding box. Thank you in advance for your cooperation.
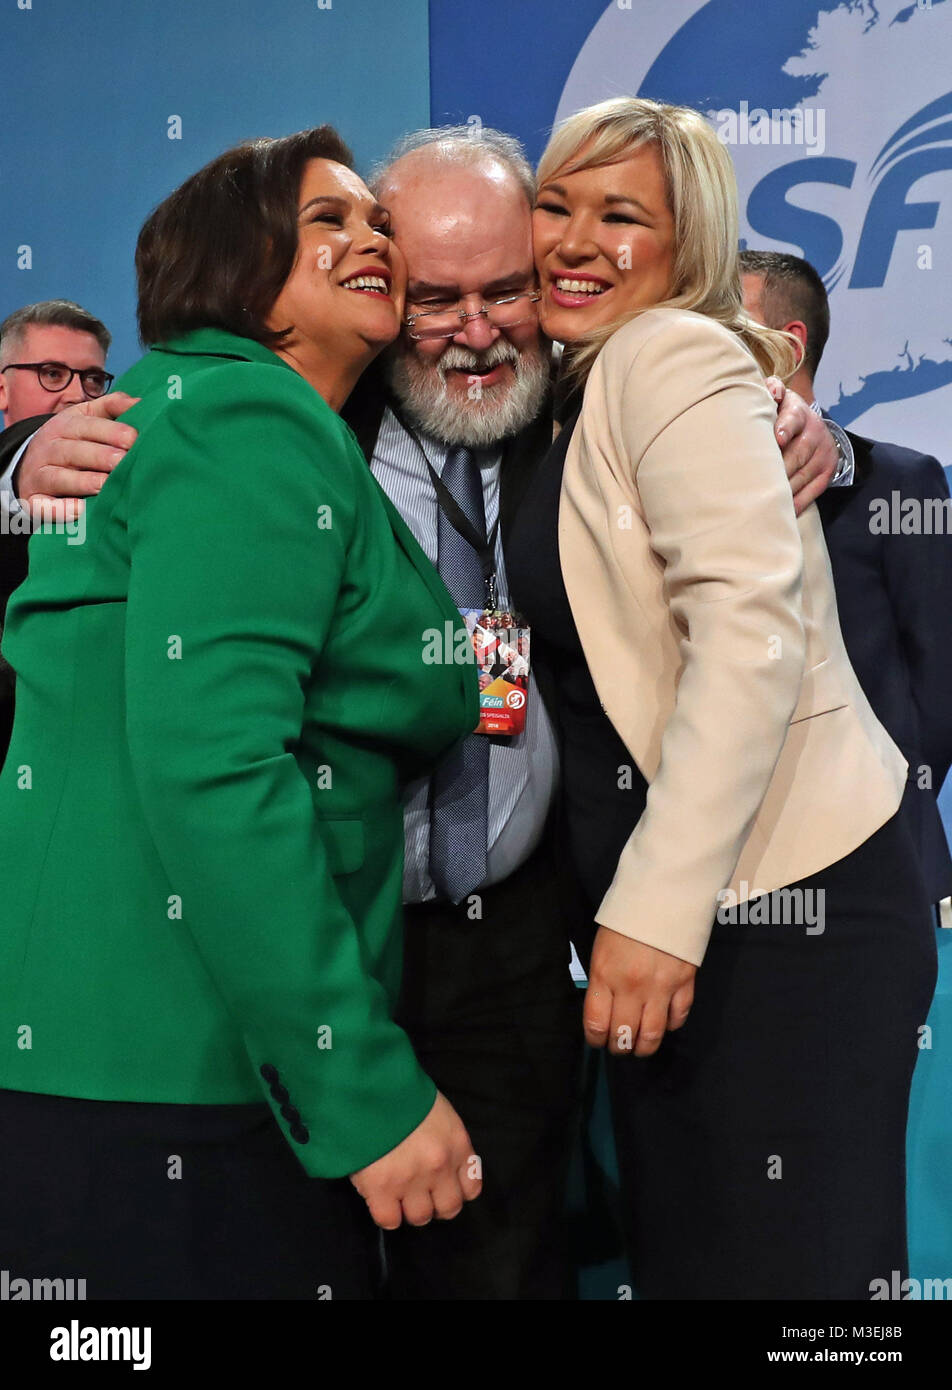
[606,811,938,1300]
[0,1090,378,1299]
[385,838,585,1299]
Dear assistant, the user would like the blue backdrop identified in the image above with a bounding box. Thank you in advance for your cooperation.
[0,0,430,373]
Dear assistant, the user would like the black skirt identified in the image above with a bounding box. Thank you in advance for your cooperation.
[0,1090,379,1299]
[606,809,937,1300]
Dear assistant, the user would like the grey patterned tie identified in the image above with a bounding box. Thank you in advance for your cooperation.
[429,445,490,904]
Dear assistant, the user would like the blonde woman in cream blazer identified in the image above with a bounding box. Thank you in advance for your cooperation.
[507,97,937,1299]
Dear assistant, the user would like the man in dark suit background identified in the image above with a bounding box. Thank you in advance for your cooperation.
[0,134,838,1299]
[0,300,112,766]
[741,250,952,917]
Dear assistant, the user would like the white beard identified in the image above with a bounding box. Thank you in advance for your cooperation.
[384,338,550,448]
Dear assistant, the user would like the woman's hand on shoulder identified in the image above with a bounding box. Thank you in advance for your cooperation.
[584,925,696,1057]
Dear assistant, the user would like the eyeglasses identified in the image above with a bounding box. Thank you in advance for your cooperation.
[404,290,542,341]
[0,361,115,398]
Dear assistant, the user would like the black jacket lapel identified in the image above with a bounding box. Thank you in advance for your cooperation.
[499,385,555,574]
[341,359,389,465]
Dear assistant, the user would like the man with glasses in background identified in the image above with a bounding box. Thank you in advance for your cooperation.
[0,299,112,428]
[0,300,112,765]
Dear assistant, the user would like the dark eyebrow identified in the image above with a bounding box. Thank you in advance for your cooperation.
[407,280,459,300]
[481,273,534,297]
[408,272,533,301]
[537,182,653,217]
[299,194,347,215]
[298,194,390,220]
[604,193,653,216]
[34,360,106,372]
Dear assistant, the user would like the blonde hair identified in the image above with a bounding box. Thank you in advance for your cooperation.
[536,97,800,381]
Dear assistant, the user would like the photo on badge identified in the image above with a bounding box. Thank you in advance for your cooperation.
[463,607,531,736]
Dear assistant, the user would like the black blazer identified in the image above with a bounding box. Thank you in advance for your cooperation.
[0,414,44,764]
[818,429,952,902]
[0,415,42,602]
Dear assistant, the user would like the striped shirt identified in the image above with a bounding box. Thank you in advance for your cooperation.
[371,405,560,904]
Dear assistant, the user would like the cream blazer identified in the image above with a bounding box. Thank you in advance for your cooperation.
[559,307,906,966]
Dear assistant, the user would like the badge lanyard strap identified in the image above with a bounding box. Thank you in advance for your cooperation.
[387,397,501,611]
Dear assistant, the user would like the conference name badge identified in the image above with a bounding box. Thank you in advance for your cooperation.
[463,606,530,737]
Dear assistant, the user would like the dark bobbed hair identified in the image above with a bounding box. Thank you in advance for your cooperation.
[738,249,830,379]
[135,125,354,348]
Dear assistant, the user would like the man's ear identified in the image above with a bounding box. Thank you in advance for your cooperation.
[0,371,8,419]
[782,319,809,367]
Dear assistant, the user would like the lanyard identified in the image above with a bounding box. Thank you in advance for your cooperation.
[386,397,501,605]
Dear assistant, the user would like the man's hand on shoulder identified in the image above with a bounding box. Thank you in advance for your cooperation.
[765,378,837,516]
[17,393,140,524]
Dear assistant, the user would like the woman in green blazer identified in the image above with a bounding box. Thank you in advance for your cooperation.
[0,127,480,1298]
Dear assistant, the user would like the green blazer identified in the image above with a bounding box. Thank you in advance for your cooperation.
[0,327,478,1179]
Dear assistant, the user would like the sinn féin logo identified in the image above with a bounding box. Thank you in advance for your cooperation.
[558,0,952,461]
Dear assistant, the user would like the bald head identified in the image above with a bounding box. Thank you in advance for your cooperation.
[371,132,547,450]
[382,150,534,305]
[372,124,534,201]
